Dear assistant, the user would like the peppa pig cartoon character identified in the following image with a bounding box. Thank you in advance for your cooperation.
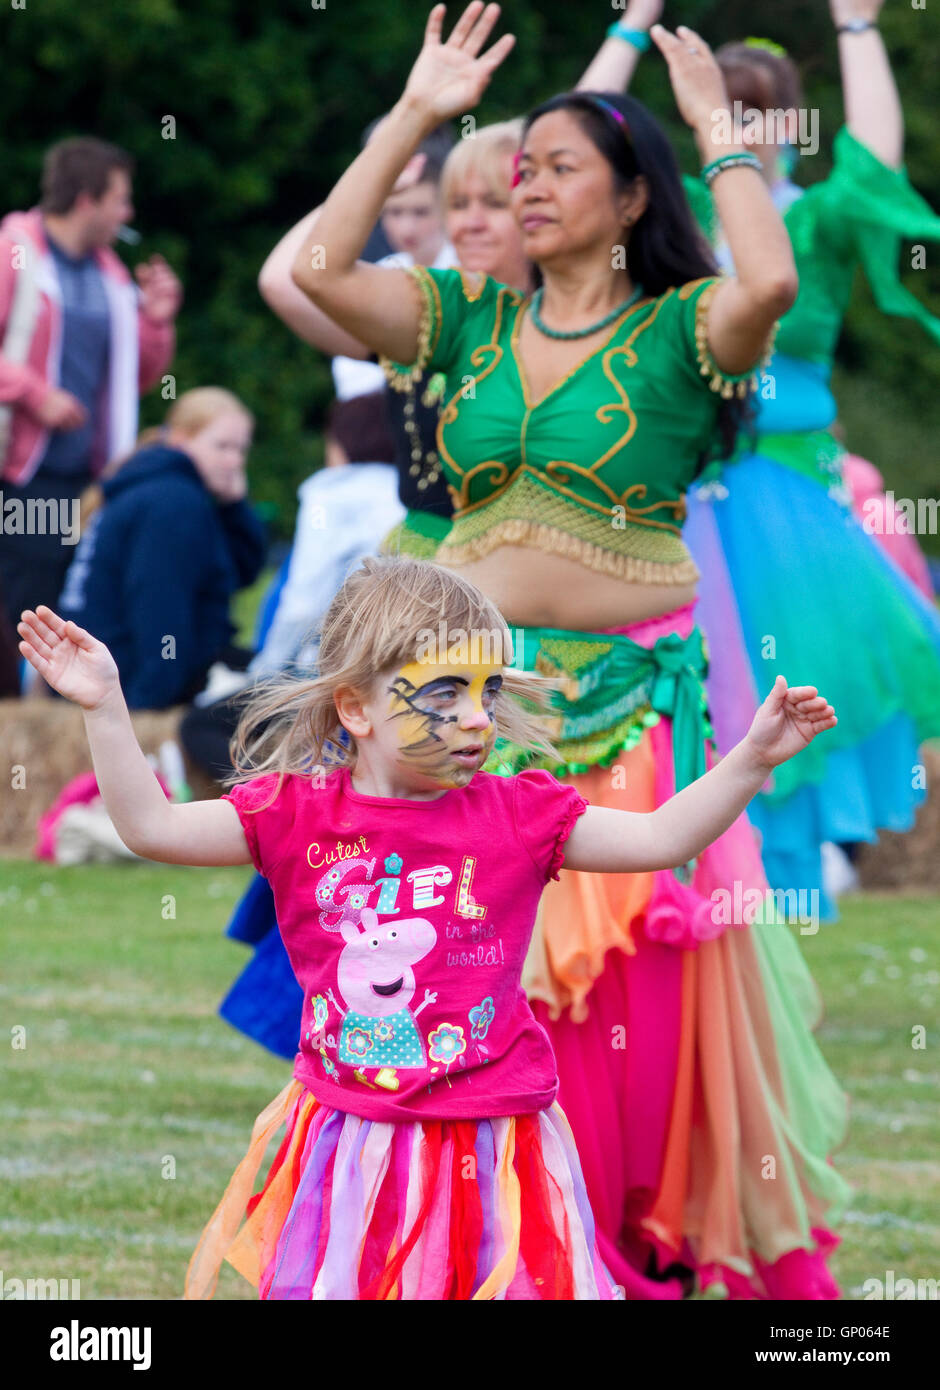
[327,908,437,1070]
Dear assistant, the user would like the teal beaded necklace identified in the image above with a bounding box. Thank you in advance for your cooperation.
[529,282,644,339]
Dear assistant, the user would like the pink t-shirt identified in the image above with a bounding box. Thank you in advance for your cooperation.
[223,766,587,1122]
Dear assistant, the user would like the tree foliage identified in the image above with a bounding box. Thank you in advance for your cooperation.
[2,0,937,543]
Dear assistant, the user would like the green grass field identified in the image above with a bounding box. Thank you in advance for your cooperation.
[1,861,937,1300]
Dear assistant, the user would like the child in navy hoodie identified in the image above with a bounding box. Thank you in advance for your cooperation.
[59,388,265,709]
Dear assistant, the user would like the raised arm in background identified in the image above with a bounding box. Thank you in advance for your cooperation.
[650,24,798,371]
[257,149,429,358]
[829,0,902,169]
[261,0,660,356]
[288,3,515,364]
[576,0,662,91]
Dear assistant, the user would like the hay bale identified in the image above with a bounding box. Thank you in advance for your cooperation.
[856,743,940,892]
[0,696,221,858]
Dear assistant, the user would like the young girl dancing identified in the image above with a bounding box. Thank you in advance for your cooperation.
[17,557,837,1300]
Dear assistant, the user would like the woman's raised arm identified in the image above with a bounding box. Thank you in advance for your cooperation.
[576,0,662,92]
[829,0,902,170]
[259,206,371,358]
[290,3,514,364]
[651,23,798,374]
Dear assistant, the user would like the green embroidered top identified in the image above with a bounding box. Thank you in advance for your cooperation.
[384,270,769,586]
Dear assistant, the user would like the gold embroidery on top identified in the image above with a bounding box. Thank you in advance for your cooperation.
[678,275,716,301]
[450,463,683,533]
[510,293,653,412]
[437,520,701,585]
[537,292,681,530]
[688,275,775,399]
[436,284,524,484]
[458,268,487,303]
[380,265,445,391]
[440,285,686,530]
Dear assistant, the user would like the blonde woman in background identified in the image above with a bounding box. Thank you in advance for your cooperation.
[56,388,266,709]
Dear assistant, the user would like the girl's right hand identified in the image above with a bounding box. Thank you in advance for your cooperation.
[400,3,515,126]
[17,607,121,711]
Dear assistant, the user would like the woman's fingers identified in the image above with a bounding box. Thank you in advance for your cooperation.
[462,2,502,58]
[676,24,712,55]
[424,3,446,45]
[480,30,515,72]
[649,23,678,60]
[447,0,486,48]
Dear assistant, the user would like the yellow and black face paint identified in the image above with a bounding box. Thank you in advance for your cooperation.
[385,656,503,787]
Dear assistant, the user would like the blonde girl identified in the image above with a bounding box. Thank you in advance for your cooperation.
[18,556,836,1300]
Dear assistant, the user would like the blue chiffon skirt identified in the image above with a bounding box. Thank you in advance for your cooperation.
[684,449,940,918]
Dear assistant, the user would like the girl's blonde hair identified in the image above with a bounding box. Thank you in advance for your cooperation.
[228,555,559,792]
[79,387,254,529]
[440,118,524,208]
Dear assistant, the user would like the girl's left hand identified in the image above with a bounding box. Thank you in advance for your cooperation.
[746,675,837,771]
[649,24,729,137]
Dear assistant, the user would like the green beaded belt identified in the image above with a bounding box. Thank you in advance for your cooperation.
[381,508,452,560]
[487,623,714,800]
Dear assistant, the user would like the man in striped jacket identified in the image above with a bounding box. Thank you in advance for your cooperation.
[0,136,181,668]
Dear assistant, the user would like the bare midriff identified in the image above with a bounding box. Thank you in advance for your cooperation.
[443,546,698,630]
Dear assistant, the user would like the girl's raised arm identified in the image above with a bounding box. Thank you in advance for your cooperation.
[17,608,252,867]
[563,677,836,875]
[290,2,514,363]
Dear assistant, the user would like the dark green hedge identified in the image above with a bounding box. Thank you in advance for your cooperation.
[2,0,937,547]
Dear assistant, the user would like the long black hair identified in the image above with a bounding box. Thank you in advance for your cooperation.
[520,91,755,466]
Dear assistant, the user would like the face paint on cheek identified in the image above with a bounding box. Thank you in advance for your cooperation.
[385,676,460,779]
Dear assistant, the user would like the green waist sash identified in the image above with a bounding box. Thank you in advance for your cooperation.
[488,623,714,801]
[753,430,848,498]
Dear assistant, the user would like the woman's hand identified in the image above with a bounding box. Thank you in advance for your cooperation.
[17,607,121,711]
[621,0,664,31]
[400,2,515,126]
[649,23,729,138]
[745,676,837,772]
[830,0,884,26]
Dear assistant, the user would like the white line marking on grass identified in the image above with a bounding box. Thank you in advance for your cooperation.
[0,1103,250,1136]
[844,1209,940,1237]
[0,1146,252,1178]
[0,1217,196,1249]
[850,1105,937,1131]
[837,1159,940,1175]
